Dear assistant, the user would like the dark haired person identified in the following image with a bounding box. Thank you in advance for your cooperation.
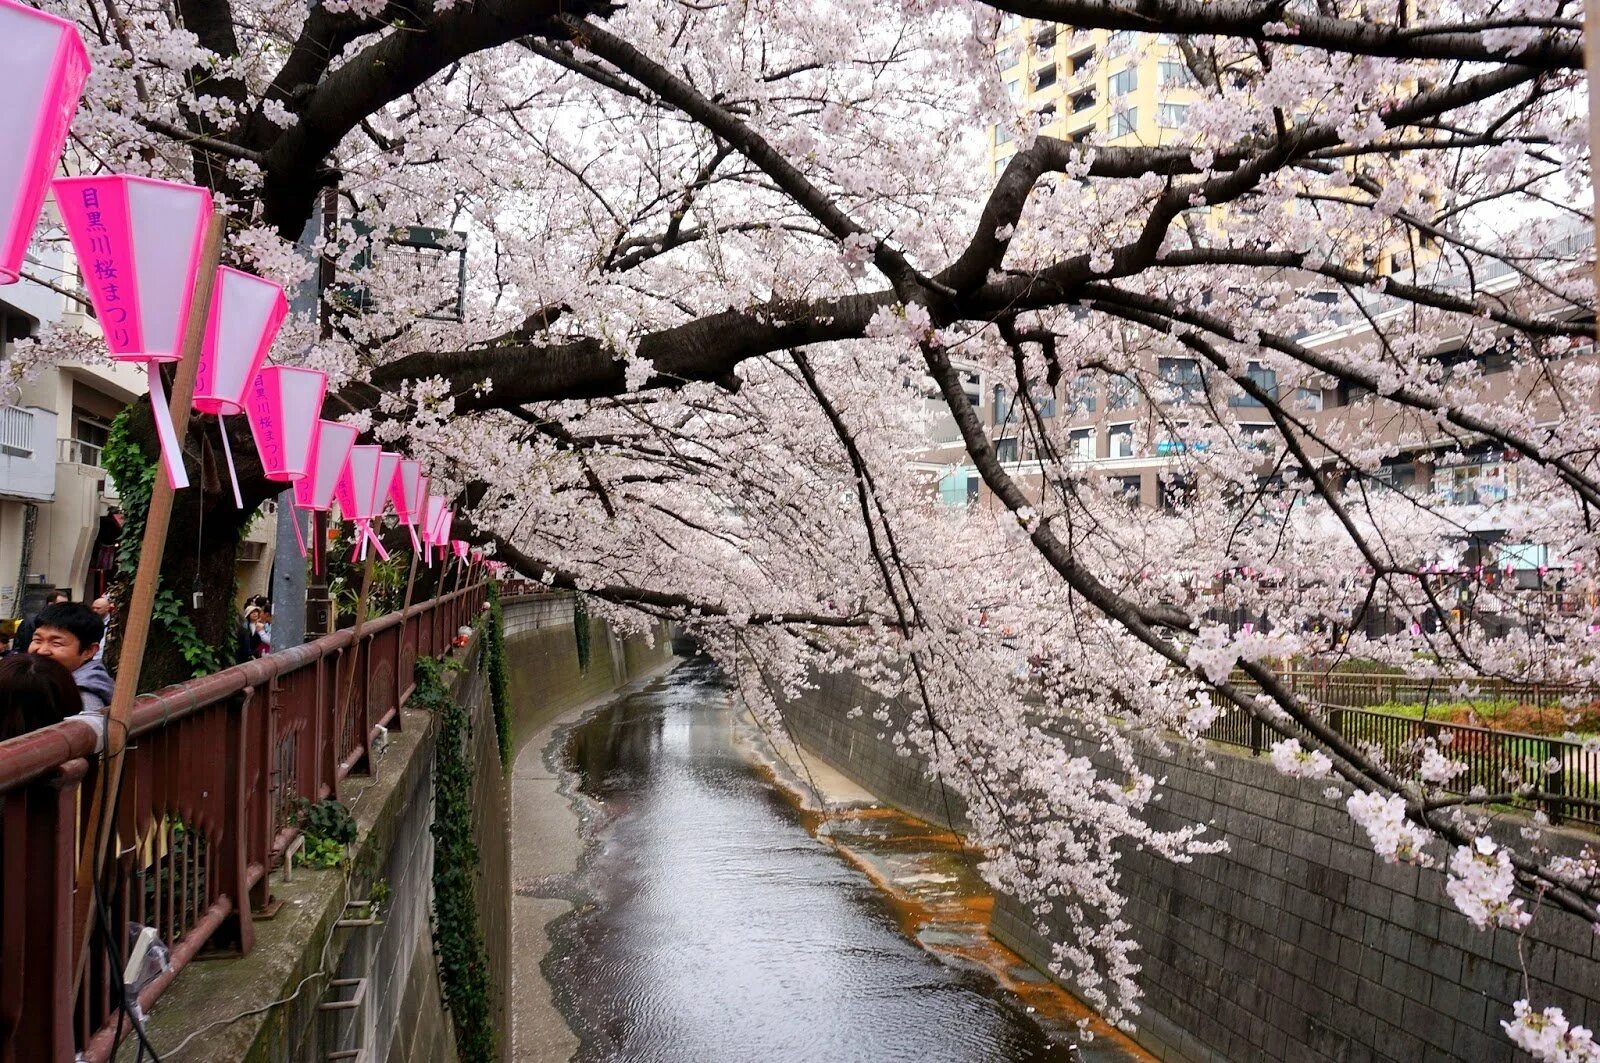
[0,653,82,741]
[28,601,115,749]
[10,589,70,658]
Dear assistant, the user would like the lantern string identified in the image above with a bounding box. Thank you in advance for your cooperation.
[290,508,307,558]
[217,415,243,508]
[147,364,189,490]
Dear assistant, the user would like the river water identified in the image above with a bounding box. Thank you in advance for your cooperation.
[546,658,1148,1063]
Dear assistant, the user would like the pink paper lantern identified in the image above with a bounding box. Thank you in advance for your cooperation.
[394,459,425,523]
[452,540,469,560]
[421,494,446,563]
[0,0,89,286]
[54,175,212,363]
[293,420,357,513]
[196,267,287,415]
[335,445,394,561]
[55,173,214,489]
[245,365,326,481]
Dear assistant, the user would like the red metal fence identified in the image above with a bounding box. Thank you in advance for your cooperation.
[0,581,486,1063]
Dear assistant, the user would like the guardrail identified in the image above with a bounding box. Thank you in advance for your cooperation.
[1207,670,1599,830]
[0,581,486,1063]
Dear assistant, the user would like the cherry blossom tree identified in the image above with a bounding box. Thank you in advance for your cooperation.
[4,0,1598,1053]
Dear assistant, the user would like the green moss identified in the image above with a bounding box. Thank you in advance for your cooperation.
[483,583,513,769]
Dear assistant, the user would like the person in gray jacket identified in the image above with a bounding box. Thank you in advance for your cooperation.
[27,601,115,750]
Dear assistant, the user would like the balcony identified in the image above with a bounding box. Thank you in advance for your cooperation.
[0,405,56,502]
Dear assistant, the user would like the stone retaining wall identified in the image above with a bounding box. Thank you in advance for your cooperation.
[775,671,1600,1063]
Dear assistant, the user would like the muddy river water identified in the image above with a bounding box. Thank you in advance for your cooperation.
[544,659,1150,1063]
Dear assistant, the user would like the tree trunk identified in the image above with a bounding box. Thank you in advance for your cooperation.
[107,399,283,691]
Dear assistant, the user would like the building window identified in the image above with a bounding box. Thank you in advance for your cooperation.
[1229,362,1278,407]
[1111,474,1142,503]
[1240,423,1275,450]
[1033,26,1057,49]
[1107,30,1137,53]
[1070,373,1098,413]
[996,47,1019,70]
[1108,373,1136,410]
[995,124,1014,146]
[1069,428,1095,461]
[1160,474,1196,511]
[1109,67,1137,96]
[1158,60,1195,87]
[1033,64,1057,90]
[1157,357,1204,402]
[1069,47,1096,74]
[1000,13,1022,32]
[1157,103,1189,128]
[1108,423,1135,458]
[1005,79,1021,99]
[994,384,1013,426]
[1108,108,1138,138]
[1071,89,1097,113]
[996,437,1019,463]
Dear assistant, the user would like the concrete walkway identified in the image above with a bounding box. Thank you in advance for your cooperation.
[508,656,680,1063]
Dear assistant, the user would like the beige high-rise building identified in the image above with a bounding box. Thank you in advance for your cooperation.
[991,17,1198,174]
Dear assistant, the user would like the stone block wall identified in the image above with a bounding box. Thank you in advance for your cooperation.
[777,671,1600,1063]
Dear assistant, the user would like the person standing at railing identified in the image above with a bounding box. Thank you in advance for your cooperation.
[8,589,70,659]
[91,596,114,662]
[0,652,82,741]
[26,601,115,750]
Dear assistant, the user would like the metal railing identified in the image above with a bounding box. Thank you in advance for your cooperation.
[57,436,104,468]
[0,405,36,458]
[1205,670,1599,829]
[0,581,486,1062]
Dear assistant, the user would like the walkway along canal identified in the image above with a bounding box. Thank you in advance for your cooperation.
[533,657,1150,1062]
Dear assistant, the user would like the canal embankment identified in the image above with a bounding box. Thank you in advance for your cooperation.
[770,666,1600,1063]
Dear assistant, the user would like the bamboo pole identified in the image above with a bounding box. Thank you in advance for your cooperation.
[73,205,225,989]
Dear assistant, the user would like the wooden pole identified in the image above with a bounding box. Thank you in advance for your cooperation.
[73,205,225,988]
[1589,0,1600,328]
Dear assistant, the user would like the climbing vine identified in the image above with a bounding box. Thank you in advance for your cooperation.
[483,582,512,769]
[414,656,496,1060]
[103,411,223,678]
[572,593,591,674]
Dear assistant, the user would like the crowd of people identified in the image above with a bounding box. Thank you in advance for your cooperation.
[0,591,275,747]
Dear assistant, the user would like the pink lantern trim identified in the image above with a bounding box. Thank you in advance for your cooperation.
[245,365,326,482]
[451,539,469,559]
[0,0,89,286]
[422,494,445,563]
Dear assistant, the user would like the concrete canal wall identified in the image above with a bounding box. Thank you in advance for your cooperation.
[775,669,1600,1063]
[139,592,668,1063]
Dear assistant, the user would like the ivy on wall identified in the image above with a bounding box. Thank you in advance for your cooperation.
[572,592,591,674]
[483,582,512,769]
[103,411,223,678]
[414,656,496,1060]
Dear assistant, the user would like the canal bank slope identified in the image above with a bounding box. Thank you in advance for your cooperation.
[772,667,1600,1063]
[499,595,676,1063]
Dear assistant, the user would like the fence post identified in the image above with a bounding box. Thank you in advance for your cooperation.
[1249,715,1264,755]
[215,695,256,955]
[1542,738,1566,825]
[13,762,84,1063]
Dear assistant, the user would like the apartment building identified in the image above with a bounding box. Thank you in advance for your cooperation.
[992,16,1197,172]
[0,228,277,624]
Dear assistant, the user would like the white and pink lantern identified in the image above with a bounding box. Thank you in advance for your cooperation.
[451,539,469,560]
[55,174,213,489]
[293,420,358,513]
[0,0,89,286]
[292,419,357,567]
[245,365,326,483]
[335,445,396,561]
[393,459,426,549]
[421,494,445,563]
[197,267,288,506]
